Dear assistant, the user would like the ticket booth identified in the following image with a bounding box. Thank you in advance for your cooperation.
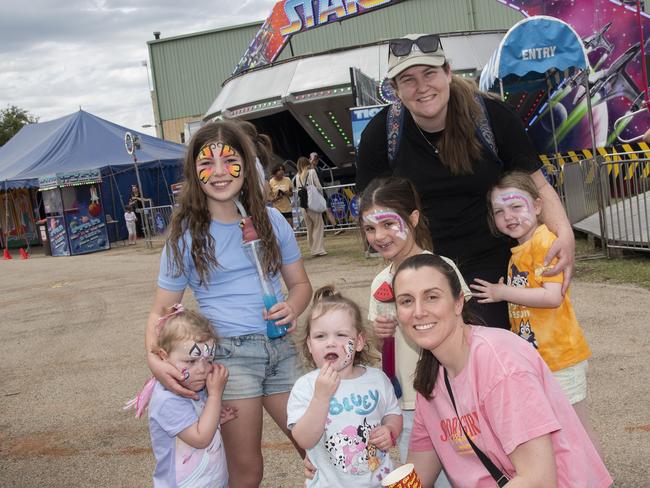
[39,169,110,256]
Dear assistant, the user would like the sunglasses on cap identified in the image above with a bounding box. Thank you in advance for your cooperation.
[389,34,441,57]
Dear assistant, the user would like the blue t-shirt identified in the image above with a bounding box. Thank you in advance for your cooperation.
[158,207,301,337]
[148,383,228,488]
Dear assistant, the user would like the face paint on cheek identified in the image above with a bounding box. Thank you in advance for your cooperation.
[199,167,214,184]
[497,192,535,225]
[225,163,241,178]
[181,368,190,382]
[336,339,356,371]
[364,210,408,240]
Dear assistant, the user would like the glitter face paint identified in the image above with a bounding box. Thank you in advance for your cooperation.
[491,187,539,243]
[196,141,242,183]
[363,210,408,241]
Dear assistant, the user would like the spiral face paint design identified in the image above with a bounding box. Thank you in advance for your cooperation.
[363,210,408,240]
[196,141,242,183]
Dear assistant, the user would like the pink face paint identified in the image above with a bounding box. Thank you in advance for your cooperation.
[492,189,536,226]
[181,368,190,381]
[363,210,408,240]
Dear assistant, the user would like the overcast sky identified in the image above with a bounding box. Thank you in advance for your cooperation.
[0,0,277,136]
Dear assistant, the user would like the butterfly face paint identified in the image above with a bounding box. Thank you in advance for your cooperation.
[491,187,539,243]
[168,339,216,390]
[196,141,242,184]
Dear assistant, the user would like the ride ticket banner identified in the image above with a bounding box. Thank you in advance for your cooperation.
[47,216,70,257]
[233,0,404,75]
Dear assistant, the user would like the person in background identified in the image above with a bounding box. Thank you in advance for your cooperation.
[128,185,147,238]
[268,163,294,227]
[296,156,327,257]
[124,204,138,245]
[309,152,344,236]
[357,33,575,329]
[394,254,611,488]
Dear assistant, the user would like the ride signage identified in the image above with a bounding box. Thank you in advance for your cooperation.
[233,0,403,75]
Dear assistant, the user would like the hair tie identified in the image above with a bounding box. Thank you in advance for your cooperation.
[155,303,185,335]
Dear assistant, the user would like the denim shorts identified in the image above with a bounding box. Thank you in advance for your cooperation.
[213,333,299,401]
[553,360,588,404]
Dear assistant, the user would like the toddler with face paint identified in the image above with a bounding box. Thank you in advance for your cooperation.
[288,286,402,487]
[470,171,600,455]
[131,305,230,487]
[359,177,471,470]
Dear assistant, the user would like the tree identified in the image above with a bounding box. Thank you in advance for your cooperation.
[0,105,39,147]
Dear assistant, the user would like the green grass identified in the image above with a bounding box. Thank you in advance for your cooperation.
[575,235,650,290]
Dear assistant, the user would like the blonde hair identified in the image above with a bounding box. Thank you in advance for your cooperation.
[295,285,378,370]
[155,307,218,356]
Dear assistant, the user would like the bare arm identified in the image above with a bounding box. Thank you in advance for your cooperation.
[177,364,229,449]
[146,287,198,399]
[504,434,557,487]
[406,449,442,488]
[292,364,340,449]
[266,259,312,331]
[530,170,575,293]
[471,279,563,308]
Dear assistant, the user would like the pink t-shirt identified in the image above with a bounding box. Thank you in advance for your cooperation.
[409,326,611,488]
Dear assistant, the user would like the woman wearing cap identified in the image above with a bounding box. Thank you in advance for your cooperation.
[356,33,575,329]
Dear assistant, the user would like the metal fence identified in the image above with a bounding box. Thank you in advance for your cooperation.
[543,150,650,255]
[292,182,360,235]
[141,205,174,248]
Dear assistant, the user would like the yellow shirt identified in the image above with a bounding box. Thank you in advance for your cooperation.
[507,225,591,372]
[268,176,293,214]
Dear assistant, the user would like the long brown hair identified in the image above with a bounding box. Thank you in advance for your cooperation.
[236,119,274,171]
[296,285,378,370]
[166,120,282,286]
[439,67,486,175]
[392,253,478,400]
[358,176,433,252]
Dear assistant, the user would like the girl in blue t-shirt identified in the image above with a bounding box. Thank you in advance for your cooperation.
[146,120,312,487]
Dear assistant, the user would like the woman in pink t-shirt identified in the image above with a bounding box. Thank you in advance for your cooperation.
[392,253,612,488]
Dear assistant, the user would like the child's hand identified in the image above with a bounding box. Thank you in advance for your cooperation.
[219,405,238,425]
[470,277,507,304]
[369,425,394,452]
[373,315,397,339]
[314,363,340,401]
[304,455,316,480]
[206,363,229,397]
[264,301,297,332]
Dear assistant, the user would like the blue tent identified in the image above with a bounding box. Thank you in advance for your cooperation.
[0,110,186,241]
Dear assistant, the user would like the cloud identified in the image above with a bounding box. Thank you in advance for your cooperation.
[0,0,276,135]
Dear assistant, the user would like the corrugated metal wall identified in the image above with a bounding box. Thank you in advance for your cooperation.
[149,0,523,125]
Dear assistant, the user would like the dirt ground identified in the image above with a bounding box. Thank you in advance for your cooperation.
[0,233,648,487]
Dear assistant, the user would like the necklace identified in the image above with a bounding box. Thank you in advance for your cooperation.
[414,121,439,155]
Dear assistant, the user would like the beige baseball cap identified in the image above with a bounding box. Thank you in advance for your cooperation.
[387,34,446,79]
